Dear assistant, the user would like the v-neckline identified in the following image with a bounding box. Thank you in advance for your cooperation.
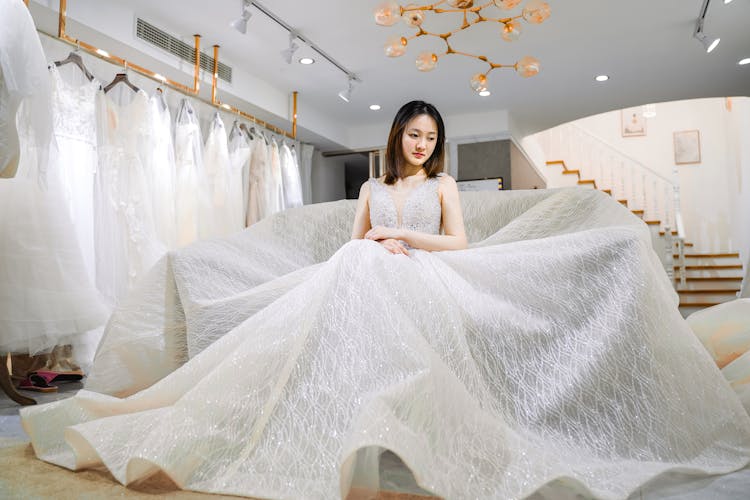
[378,177,432,227]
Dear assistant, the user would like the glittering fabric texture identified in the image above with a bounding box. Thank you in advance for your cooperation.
[21,187,750,499]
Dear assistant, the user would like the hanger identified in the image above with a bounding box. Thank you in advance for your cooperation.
[154,87,168,111]
[104,62,140,94]
[229,120,243,141]
[239,122,254,141]
[52,45,95,82]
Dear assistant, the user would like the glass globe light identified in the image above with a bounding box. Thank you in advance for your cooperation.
[493,0,522,10]
[416,52,438,71]
[516,56,540,77]
[385,36,408,57]
[501,19,522,42]
[522,0,551,24]
[374,1,401,26]
[448,0,474,8]
[470,73,488,92]
[403,4,425,27]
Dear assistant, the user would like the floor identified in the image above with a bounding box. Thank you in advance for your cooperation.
[3,382,750,499]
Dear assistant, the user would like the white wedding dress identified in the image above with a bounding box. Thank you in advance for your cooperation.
[203,112,232,238]
[21,182,750,499]
[95,87,164,305]
[144,92,177,249]
[48,64,100,283]
[227,121,251,233]
[0,0,107,354]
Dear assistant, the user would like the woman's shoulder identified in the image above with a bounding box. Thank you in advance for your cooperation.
[435,173,457,186]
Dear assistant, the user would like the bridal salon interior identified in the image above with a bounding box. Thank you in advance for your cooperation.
[2,0,750,498]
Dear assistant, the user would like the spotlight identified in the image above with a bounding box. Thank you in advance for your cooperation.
[281,32,300,64]
[479,90,491,97]
[230,0,253,34]
[739,58,750,65]
[695,32,720,53]
[338,75,355,102]
[369,104,381,111]
[595,75,609,82]
[299,57,314,65]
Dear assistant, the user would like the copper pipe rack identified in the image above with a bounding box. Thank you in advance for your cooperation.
[41,0,297,138]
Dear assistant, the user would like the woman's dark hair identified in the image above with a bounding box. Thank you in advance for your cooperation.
[383,100,445,185]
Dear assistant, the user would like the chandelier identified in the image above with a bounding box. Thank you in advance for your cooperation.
[374,0,551,93]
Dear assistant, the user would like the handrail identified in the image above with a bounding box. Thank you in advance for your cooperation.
[567,123,673,185]
[42,0,297,139]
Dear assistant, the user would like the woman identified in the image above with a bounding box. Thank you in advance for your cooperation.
[351,100,467,253]
[22,102,750,499]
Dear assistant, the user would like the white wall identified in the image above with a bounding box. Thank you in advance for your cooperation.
[725,98,750,295]
[567,97,747,253]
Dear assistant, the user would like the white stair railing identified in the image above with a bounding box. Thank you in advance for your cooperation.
[538,123,686,283]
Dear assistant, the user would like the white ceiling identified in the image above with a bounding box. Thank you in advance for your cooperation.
[91,1,750,148]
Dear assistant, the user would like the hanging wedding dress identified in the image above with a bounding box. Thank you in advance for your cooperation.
[0,0,107,354]
[95,87,164,305]
[279,141,303,208]
[174,99,205,246]
[227,121,251,233]
[20,182,750,499]
[48,63,100,283]
[245,132,268,225]
[203,112,232,238]
[144,91,177,249]
[266,137,285,215]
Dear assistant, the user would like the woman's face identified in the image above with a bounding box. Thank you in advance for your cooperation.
[401,114,438,169]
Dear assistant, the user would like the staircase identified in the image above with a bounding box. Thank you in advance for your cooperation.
[676,253,744,316]
[544,159,743,317]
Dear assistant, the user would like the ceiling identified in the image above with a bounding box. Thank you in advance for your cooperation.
[92,0,750,148]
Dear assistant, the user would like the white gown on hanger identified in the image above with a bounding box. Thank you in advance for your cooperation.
[0,0,107,354]
[279,141,303,209]
[144,92,177,249]
[266,137,284,215]
[245,133,268,226]
[20,184,750,499]
[174,99,205,246]
[227,122,251,233]
[95,88,164,305]
[48,64,100,283]
[203,112,232,238]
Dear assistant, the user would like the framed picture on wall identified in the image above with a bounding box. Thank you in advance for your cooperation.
[621,108,646,137]
[673,130,701,165]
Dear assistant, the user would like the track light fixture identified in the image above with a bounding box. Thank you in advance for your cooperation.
[281,32,300,64]
[338,75,356,103]
[230,0,253,35]
[693,0,720,54]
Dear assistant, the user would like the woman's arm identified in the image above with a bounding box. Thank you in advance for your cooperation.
[365,175,468,252]
[350,181,372,240]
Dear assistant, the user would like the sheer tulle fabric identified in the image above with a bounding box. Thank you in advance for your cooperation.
[21,187,750,499]
[0,1,107,354]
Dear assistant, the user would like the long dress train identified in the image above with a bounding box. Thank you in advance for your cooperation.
[21,184,750,499]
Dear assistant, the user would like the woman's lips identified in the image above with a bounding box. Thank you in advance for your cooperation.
[413,152,425,159]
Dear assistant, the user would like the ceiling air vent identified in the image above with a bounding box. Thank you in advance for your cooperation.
[136,18,232,84]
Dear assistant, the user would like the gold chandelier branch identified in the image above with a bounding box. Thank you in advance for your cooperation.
[376,0,550,91]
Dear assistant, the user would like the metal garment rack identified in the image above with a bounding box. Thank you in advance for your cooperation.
[27,0,298,139]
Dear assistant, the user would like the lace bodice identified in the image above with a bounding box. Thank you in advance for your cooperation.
[49,65,99,146]
[369,174,442,235]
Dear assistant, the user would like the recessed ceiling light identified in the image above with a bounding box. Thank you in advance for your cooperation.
[479,90,491,97]
[739,58,750,65]
[724,0,733,4]
[369,104,381,111]
[299,57,314,65]
[595,75,609,82]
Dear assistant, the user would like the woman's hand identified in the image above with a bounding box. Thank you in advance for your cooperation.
[365,226,402,242]
[377,238,409,255]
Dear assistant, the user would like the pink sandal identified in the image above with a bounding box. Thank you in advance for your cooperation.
[18,373,58,393]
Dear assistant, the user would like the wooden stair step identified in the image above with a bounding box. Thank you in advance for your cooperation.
[644,220,660,226]
[631,209,644,215]
[674,264,743,270]
[660,230,678,236]
[562,169,580,175]
[678,289,740,294]
[674,253,740,259]
[679,302,724,308]
[674,276,743,281]
[601,189,612,195]
[618,200,628,206]
[546,160,566,166]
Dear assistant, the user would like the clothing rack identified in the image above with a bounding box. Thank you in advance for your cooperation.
[30,0,298,140]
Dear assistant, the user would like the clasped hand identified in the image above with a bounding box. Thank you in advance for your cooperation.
[365,226,409,255]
